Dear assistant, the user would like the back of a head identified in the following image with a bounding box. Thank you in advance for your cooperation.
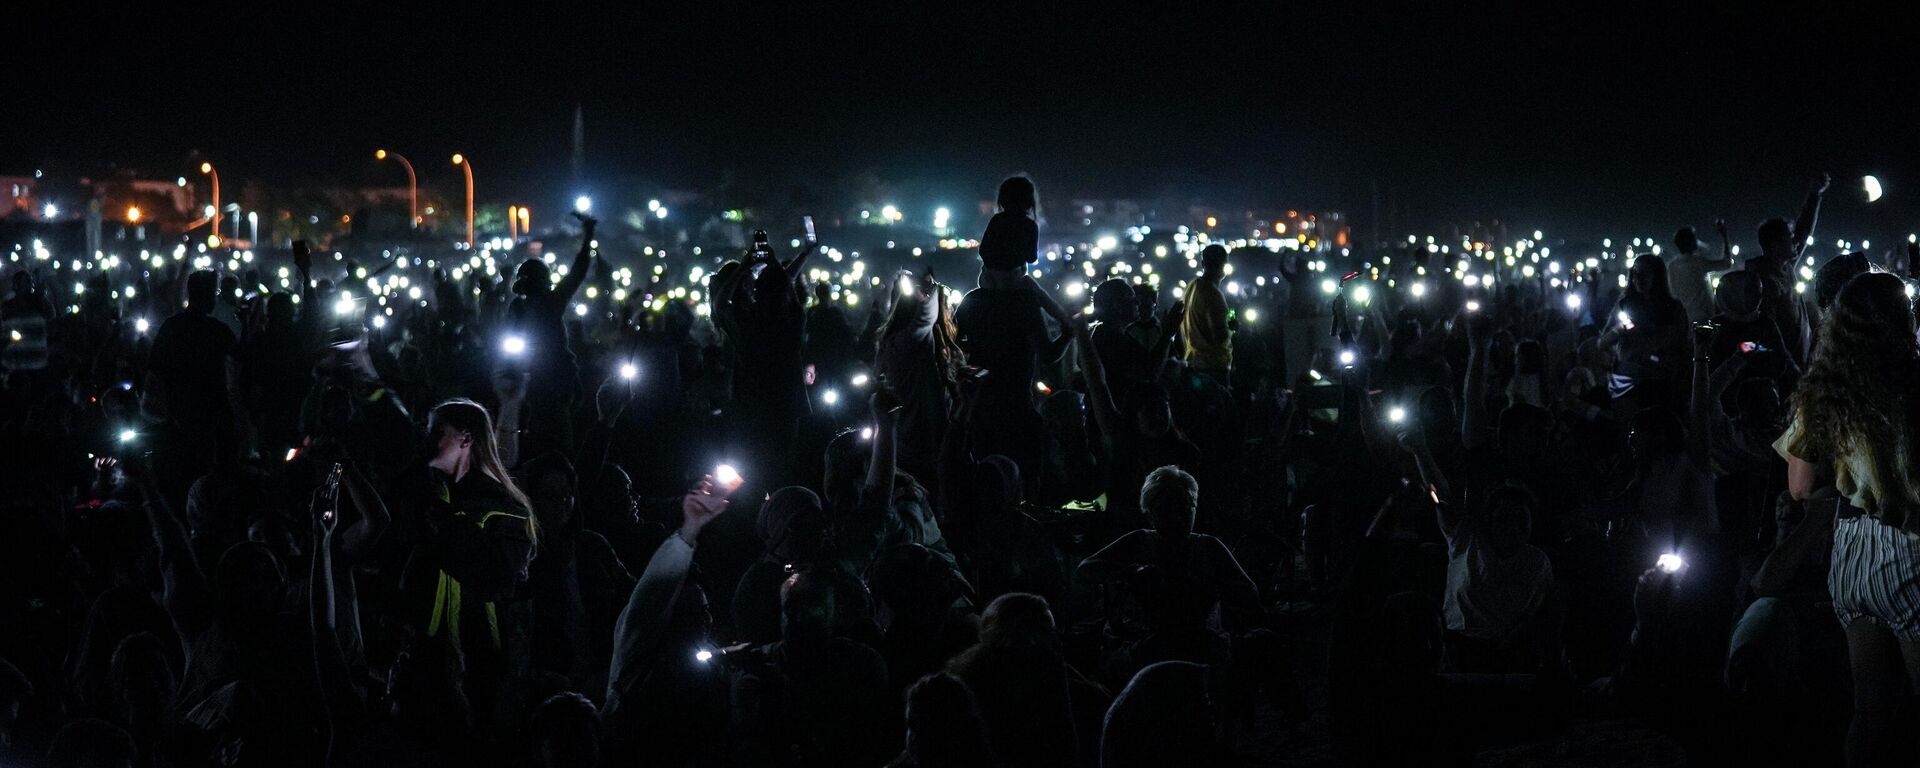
[1715,270,1763,316]
[1673,226,1698,254]
[1101,661,1215,768]
[757,486,826,560]
[780,571,837,639]
[1484,483,1536,554]
[905,673,994,766]
[1093,278,1136,320]
[1812,253,1870,311]
[1141,465,1198,538]
[530,692,601,768]
[996,176,1036,214]
[186,270,218,310]
[978,592,1054,650]
[48,718,138,768]
[1821,272,1916,360]
[1201,244,1228,270]
[1757,217,1791,251]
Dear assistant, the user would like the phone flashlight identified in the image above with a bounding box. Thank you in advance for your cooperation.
[1338,349,1357,367]
[501,335,528,355]
[118,429,138,444]
[821,389,840,406]
[1035,381,1052,395]
[1388,406,1407,424]
[620,362,639,381]
[1308,369,1323,381]
[859,426,875,441]
[1617,311,1634,330]
[1465,300,1481,313]
[695,649,714,663]
[851,372,870,388]
[285,447,301,463]
[1656,553,1685,574]
[1565,293,1582,310]
[714,464,743,491]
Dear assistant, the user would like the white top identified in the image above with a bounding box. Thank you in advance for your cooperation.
[1443,515,1553,641]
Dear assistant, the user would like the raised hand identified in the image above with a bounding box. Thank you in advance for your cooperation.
[680,475,731,542]
[293,240,313,276]
[1812,172,1832,195]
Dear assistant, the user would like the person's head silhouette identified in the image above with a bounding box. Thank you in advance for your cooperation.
[1141,465,1198,539]
[1200,244,1228,279]
[186,270,218,313]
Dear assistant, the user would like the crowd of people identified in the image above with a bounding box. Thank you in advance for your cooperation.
[2,171,1919,766]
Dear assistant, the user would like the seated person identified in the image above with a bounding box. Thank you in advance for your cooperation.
[1439,483,1554,673]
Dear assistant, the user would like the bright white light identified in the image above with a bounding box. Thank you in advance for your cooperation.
[372,315,388,329]
[696,649,714,663]
[502,335,527,355]
[1096,235,1119,251]
[860,427,875,441]
[1865,175,1884,203]
[1244,308,1258,322]
[881,204,900,222]
[933,207,951,229]
[1465,300,1481,313]
[135,317,150,334]
[118,430,137,443]
[620,362,639,381]
[1656,553,1685,574]
[1388,406,1407,423]
[655,207,668,219]
[333,293,356,316]
[714,464,742,489]
[1338,349,1356,366]
[1351,285,1371,305]
[42,203,57,219]
[1565,293,1582,310]
[821,389,840,405]
[647,199,661,212]
[1409,282,1426,298]
[852,373,870,387]
[575,195,593,213]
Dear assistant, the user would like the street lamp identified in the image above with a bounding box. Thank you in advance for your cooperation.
[451,153,474,248]
[199,161,221,246]
[126,206,142,224]
[508,206,520,239]
[376,149,420,227]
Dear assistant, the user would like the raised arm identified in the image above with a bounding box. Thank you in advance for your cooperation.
[308,490,359,765]
[1143,300,1184,381]
[1686,326,1712,469]
[607,480,726,716]
[1788,173,1829,260]
[336,459,390,561]
[133,462,214,643]
[1460,315,1493,449]
[555,216,597,304]
[1709,219,1735,270]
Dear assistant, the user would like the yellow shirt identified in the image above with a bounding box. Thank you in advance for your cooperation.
[1181,277,1232,372]
[1775,411,1920,533]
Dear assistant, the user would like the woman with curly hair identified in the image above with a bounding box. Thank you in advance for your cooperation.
[1775,271,1920,764]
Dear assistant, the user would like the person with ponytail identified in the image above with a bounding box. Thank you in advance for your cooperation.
[403,398,538,732]
[1775,272,1920,764]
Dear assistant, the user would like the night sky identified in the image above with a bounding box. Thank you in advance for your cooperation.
[8,5,1916,241]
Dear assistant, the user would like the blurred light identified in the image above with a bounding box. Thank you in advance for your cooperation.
[696,649,714,663]
[620,362,639,381]
[333,293,356,316]
[1656,553,1685,574]
[502,335,527,355]
[1465,300,1481,313]
[1409,282,1426,298]
[1566,293,1582,310]
[134,317,150,334]
[575,195,593,213]
[821,389,840,406]
[1320,279,1338,295]
[119,430,137,443]
[1351,285,1371,305]
[1865,175,1884,203]
[1338,349,1356,366]
[41,203,56,219]
[126,206,142,223]
[933,207,951,229]
[1388,406,1407,423]
[199,162,213,174]
[852,373,870,387]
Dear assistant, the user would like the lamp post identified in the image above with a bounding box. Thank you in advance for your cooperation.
[199,161,221,246]
[452,153,474,248]
[508,206,520,239]
[375,149,419,228]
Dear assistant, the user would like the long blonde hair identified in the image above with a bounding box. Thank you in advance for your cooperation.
[429,398,538,541]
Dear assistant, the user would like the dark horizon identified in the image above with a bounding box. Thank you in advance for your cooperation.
[7,5,1917,243]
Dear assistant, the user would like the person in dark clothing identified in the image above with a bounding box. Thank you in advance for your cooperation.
[730,571,900,767]
[732,486,832,646]
[889,672,996,768]
[505,216,597,458]
[148,270,239,461]
[402,399,537,734]
[1099,661,1225,768]
[948,593,1079,768]
[953,282,1071,486]
[977,177,1040,276]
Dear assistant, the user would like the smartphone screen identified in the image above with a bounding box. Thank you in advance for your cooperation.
[802,216,816,243]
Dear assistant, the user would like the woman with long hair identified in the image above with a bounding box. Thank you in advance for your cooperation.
[1602,255,1690,416]
[1776,272,1920,764]
[405,398,538,730]
[876,269,966,481]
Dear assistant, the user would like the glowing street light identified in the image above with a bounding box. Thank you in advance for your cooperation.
[452,154,474,248]
[375,149,419,227]
[125,205,142,224]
